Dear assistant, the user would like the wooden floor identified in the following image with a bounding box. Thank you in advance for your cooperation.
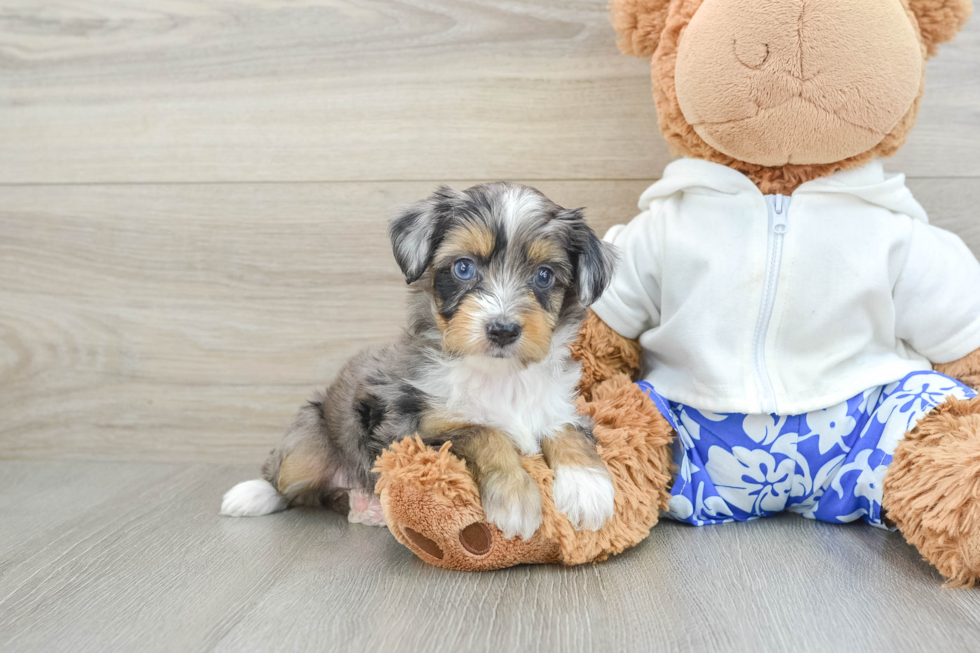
[3,460,980,653]
[2,2,980,651]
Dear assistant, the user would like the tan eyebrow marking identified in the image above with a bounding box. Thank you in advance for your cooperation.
[436,223,495,261]
[525,238,562,264]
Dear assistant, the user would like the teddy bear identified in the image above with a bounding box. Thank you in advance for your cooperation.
[375,0,980,585]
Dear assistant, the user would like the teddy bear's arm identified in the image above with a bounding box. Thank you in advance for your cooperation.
[570,309,642,400]
[934,347,980,391]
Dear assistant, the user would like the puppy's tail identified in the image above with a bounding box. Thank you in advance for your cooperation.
[220,478,288,517]
[221,347,392,519]
[220,396,332,518]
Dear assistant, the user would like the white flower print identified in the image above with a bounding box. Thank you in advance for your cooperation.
[788,454,845,519]
[695,482,734,521]
[676,454,695,485]
[677,407,702,446]
[704,445,795,515]
[697,410,730,422]
[742,414,787,446]
[770,433,810,498]
[831,449,888,505]
[669,481,735,524]
[875,374,968,425]
[655,371,975,529]
[872,376,973,455]
[669,494,694,520]
[856,386,882,414]
[836,509,869,523]
[803,401,856,455]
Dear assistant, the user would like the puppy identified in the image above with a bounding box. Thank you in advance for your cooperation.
[221,182,618,539]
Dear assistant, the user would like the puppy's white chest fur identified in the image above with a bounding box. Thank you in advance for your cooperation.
[416,330,585,455]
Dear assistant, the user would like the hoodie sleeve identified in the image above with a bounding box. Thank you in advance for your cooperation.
[589,205,664,339]
[894,221,980,364]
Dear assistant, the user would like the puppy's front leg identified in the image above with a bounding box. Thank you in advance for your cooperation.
[453,427,543,541]
[542,426,615,531]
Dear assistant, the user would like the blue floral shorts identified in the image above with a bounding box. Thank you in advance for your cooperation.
[638,371,977,529]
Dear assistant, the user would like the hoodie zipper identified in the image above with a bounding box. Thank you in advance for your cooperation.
[752,194,791,413]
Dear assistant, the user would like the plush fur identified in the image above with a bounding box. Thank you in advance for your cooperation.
[884,395,980,587]
[935,347,980,390]
[885,349,980,587]
[672,0,924,167]
[372,0,980,582]
[613,0,972,193]
[570,309,642,399]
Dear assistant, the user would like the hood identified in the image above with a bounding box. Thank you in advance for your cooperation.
[638,158,928,223]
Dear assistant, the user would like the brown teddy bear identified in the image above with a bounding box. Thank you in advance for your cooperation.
[377,0,980,585]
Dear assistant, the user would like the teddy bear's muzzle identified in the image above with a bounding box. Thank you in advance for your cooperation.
[673,0,924,166]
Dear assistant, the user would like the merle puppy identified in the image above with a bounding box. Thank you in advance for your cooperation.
[222,182,618,540]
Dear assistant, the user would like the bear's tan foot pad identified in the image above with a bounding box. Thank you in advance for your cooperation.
[374,438,560,570]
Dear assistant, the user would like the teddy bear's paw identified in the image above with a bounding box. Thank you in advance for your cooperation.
[552,465,616,531]
[480,471,543,540]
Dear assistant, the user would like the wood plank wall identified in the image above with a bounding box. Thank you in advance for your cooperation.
[1,1,978,462]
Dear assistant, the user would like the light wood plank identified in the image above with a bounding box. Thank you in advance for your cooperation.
[906,177,980,251]
[0,1,977,183]
[2,460,980,653]
[0,180,648,462]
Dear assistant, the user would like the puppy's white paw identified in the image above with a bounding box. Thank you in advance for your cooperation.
[221,479,288,517]
[552,466,615,531]
[347,488,387,527]
[480,472,543,540]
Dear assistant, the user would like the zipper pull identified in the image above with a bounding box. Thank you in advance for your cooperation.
[771,194,788,234]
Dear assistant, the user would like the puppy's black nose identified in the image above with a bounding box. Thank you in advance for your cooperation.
[486,321,522,346]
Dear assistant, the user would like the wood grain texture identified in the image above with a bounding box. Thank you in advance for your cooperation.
[0,0,977,184]
[1,460,979,653]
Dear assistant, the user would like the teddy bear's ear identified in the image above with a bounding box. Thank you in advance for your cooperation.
[610,0,673,57]
[908,0,973,56]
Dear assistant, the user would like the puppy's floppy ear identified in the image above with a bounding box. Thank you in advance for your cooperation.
[556,208,618,307]
[610,0,673,57]
[388,186,464,284]
[909,0,972,57]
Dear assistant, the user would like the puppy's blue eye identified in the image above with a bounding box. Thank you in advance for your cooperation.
[534,266,554,289]
[453,259,476,280]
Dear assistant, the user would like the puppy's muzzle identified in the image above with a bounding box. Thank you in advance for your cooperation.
[486,321,522,347]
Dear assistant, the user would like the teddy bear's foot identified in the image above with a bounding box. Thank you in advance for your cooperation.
[373,374,679,570]
[374,438,560,571]
[884,394,980,586]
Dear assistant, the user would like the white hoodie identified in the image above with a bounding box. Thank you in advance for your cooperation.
[591,158,980,415]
